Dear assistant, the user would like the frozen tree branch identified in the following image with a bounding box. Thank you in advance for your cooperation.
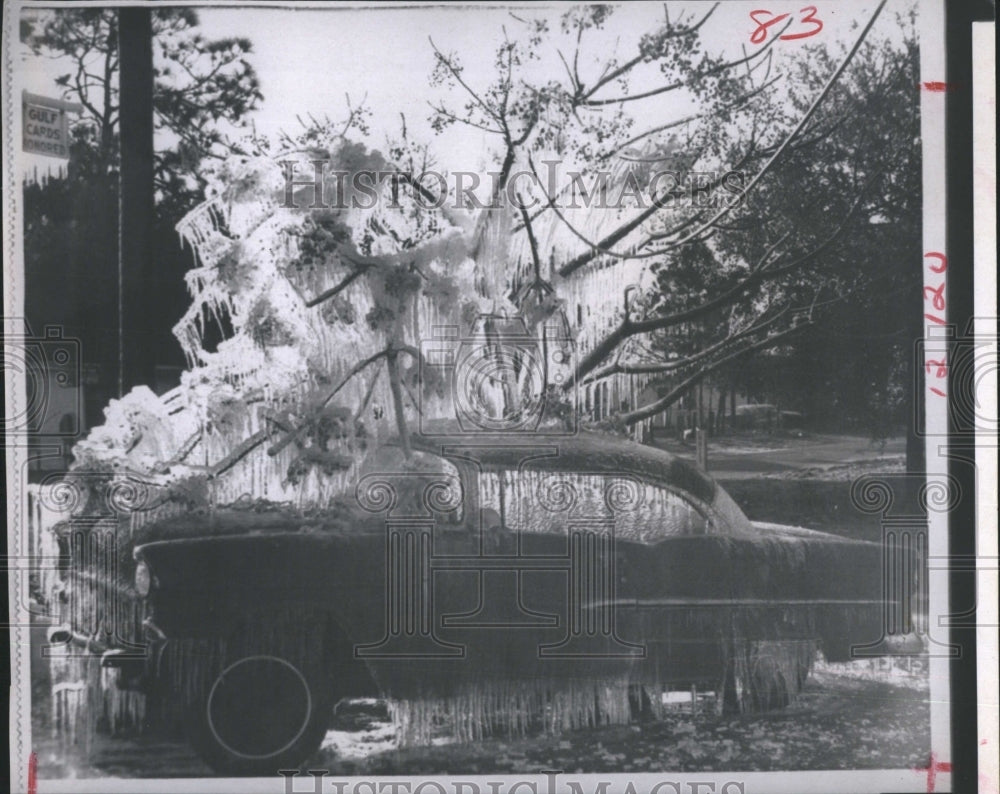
[565,181,872,388]
[619,322,810,425]
[650,0,888,253]
[582,305,792,385]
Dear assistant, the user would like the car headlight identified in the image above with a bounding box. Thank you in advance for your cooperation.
[134,561,152,597]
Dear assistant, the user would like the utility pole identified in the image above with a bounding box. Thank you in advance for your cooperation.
[118,8,155,393]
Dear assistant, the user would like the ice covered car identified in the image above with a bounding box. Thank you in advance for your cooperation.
[63,429,897,774]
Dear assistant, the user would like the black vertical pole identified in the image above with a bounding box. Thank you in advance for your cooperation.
[945,4,984,790]
[118,8,155,393]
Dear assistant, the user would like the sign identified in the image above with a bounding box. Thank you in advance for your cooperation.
[22,91,82,160]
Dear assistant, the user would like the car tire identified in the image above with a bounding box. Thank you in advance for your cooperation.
[186,650,334,776]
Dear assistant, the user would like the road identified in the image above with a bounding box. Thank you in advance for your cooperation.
[651,433,906,479]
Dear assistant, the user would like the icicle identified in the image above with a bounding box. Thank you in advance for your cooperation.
[388,675,635,747]
[727,639,816,713]
[478,469,709,542]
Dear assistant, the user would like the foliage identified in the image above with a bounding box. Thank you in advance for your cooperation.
[64,3,922,503]
[22,7,263,400]
[24,8,262,208]
[670,18,922,437]
[149,131,477,486]
[421,2,919,441]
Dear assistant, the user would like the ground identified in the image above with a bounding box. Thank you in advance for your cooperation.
[30,657,929,778]
[313,659,928,775]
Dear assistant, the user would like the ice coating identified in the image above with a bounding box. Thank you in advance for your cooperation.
[70,137,684,506]
[477,469,712,542]
[71,141,488,509]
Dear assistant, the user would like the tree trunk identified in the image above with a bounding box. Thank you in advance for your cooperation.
[695,429,708,471]
[386,348,411,458]
[696,381,703,429]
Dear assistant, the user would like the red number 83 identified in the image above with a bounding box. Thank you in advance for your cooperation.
[750,7,824,44]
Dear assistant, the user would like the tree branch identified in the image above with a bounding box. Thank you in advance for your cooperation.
[427,101,502,134]
[650,0,888,252]
[152,429,203,474]
[429,37,501,123]
[267,347,392,456]
[565,177,872,390]
[209,429,269,478]
[525,153,749,274]
[619,322,809,425]
[304,258,372,308]
[516,196,544,288]
[583,305,791,385]
[598,75,782,162]
[353,367,382,423]
[578,3,721,102]
[581,15,786,107]
[385,345,412,457]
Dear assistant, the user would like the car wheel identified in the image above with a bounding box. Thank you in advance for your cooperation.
[187,651,334,775]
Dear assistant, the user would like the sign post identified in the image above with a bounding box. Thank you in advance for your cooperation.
[21,91,82,160]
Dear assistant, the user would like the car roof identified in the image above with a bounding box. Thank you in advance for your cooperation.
[133,426,756,545]
[398,420,718,506]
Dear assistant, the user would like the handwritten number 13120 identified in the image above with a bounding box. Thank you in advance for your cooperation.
[750,7,824,44]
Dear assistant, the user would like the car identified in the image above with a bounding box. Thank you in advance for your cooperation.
[51,425,901,775]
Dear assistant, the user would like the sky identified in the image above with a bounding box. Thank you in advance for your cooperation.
[16,0,909,180]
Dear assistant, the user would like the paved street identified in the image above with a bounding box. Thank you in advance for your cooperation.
[651,433,906,479]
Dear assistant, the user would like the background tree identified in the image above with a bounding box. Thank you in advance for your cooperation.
[24,8,260,196]
[65,2,922,499]
[604,17,921,440]
[22,8,261,422]
[423,1,918,449]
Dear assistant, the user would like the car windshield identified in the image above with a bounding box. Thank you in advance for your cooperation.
[477,468,712,543]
